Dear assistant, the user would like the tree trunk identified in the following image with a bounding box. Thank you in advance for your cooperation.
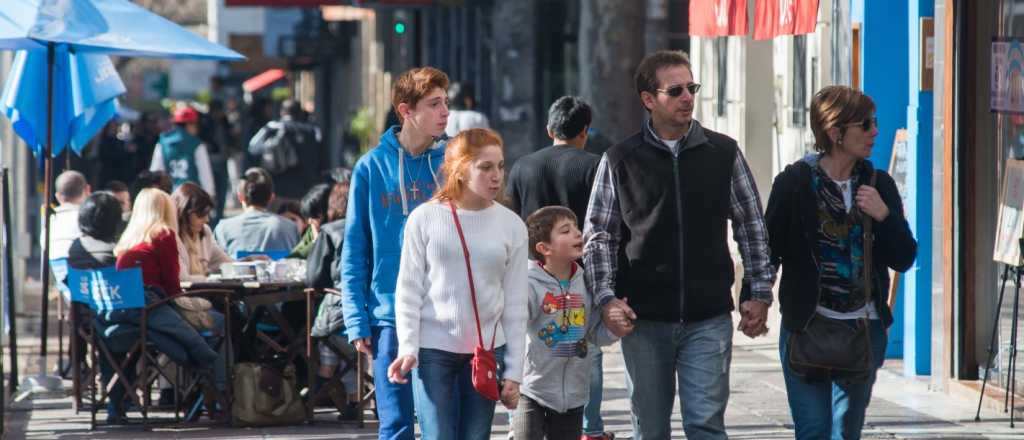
[579,0,647,146]
[491,0,538,161]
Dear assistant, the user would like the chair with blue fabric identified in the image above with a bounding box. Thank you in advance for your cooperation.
[234,249,290,261]
[50,257,87,408]
[68,266,234,429]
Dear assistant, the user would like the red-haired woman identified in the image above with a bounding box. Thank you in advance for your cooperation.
[388,128,528,440]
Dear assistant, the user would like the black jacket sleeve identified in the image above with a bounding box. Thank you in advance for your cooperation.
[306,232,335,289]
[871,171,917,273]
[764,165,796,271]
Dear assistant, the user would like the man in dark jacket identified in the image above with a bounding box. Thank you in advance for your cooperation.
[505,96,612,439]
[582,50,775,440]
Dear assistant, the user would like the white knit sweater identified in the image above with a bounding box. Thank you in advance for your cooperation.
[395,200,529,382]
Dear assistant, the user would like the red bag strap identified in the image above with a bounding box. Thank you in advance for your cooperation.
[449,201,498,350]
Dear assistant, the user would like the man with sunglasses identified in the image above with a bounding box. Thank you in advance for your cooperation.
[582,50,775,440]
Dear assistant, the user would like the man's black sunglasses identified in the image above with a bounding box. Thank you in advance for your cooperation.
[656,83,701,97]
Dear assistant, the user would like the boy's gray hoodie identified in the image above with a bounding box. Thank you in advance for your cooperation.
[520,261,618,413]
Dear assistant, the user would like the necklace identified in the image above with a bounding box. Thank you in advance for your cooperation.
[404,150,429,200]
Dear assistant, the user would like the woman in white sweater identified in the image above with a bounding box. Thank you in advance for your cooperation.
[388,128,528,440]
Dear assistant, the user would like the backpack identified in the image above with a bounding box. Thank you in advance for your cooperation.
[252,124,299,174]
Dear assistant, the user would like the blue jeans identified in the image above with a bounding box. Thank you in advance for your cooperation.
[620,314,733,440]
[412,345,507,440]
[582,345,604,435]
[779,319,887,440]
[371,326,416,440]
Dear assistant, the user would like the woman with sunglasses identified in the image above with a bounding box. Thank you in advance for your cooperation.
[171,182,232,326]
[764,85,916,439]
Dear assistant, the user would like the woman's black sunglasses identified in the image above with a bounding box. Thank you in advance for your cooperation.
[844,116,878,131]
[656,83,701,97]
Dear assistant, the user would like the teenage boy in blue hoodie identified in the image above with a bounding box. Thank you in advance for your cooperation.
[340,67,449,440]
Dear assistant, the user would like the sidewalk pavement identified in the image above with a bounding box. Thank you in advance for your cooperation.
[4,310,1023,439]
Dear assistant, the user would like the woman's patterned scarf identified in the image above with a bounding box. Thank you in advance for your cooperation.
[810,157,868,312]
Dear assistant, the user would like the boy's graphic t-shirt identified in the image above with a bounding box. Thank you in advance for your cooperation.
[536,279,586,357]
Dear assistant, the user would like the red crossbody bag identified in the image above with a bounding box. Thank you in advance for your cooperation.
[449,201,501,401]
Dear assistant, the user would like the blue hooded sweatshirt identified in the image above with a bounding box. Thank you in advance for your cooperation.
[340,126,446,341]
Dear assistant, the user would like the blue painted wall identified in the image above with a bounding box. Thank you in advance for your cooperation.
[905,0,934,376]
[854,0,934,375]
[854,0,910,360]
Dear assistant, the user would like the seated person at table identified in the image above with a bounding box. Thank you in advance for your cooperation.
[288,184,332,259]
[131,169,173,200]
[214,167,300,258]
[172,182,231,330]
[277,199,306,239]
[307,169,359,418]
[70,191,217,423]
[173,182,232,280]
[43,170,91,260]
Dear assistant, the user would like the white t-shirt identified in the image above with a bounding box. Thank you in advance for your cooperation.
[657,135,682,156]
[394,200,529,382]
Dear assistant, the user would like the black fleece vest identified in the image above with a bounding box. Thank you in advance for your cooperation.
[606,127,739,323]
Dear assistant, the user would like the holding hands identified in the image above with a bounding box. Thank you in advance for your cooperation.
[602,297,637,337]
[737,300,770,338]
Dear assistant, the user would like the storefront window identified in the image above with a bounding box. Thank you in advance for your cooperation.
[991,0,1024,393]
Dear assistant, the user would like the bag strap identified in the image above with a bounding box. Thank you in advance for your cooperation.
[861,170,878,312]
[449,201,498,350]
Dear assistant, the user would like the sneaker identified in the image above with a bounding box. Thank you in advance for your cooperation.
[581,433,615,440]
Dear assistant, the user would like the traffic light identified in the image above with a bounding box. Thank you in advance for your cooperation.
[394,20,407,36]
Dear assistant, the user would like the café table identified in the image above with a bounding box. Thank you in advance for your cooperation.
[180,278,309,425]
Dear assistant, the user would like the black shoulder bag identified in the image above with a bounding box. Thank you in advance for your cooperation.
[786,171,877,384]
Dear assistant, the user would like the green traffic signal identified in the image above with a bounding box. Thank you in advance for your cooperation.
[394,21,407,35]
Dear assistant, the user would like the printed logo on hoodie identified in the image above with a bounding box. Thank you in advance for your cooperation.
[536,290,586,357]
[378,181,438,210]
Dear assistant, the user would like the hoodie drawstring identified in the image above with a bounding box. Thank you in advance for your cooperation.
[398,141,442,216]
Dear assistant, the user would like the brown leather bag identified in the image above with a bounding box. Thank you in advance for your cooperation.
[786,171,877,384]
[231,362,306,426]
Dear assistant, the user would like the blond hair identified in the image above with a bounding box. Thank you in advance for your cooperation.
[115,188,178,256]
[432,128,505,203]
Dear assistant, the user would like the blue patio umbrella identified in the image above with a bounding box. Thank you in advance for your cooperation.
[1,47,125,158]
[0,0,244,395]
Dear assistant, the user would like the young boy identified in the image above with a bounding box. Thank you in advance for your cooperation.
[517,206,619,440]
[340,66,449,440]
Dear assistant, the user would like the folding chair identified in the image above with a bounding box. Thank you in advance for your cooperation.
[68,267,232,429]
[51,258,92,412]
[304,288,375,426]
[49,258,72,378]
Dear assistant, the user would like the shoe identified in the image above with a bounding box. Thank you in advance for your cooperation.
[581,433,615,440]
[337,402,361,421]
[157,388,176,407]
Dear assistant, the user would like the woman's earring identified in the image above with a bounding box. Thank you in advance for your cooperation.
[837,136,843,145]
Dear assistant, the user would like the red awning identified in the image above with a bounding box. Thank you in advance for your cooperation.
[242,68,286,93]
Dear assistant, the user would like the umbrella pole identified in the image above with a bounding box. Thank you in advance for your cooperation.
[16,42,62,400]
[38,43,54,378]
